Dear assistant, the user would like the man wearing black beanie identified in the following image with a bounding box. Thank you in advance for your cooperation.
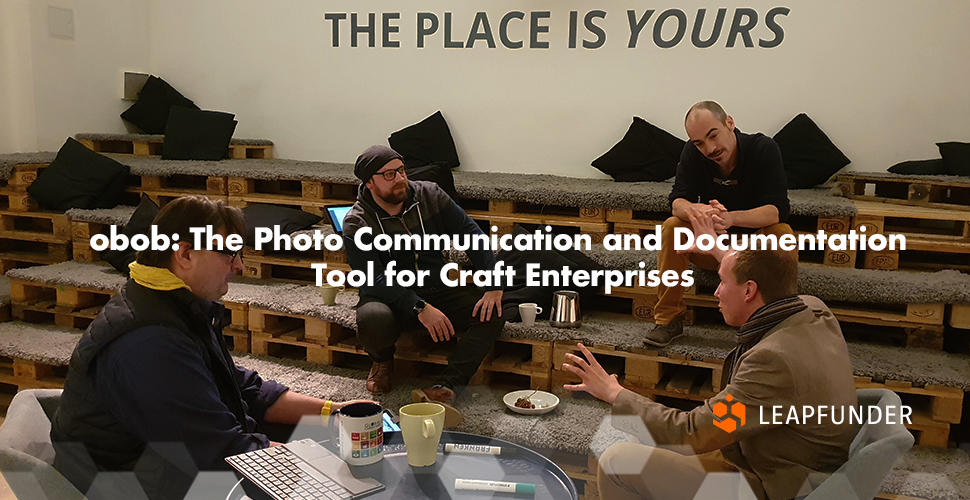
[342,145,505,427]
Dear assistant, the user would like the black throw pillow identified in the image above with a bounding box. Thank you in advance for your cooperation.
[938,142,970,176]
[120,76,200,134]
[591,117,685,182]
[496,225,603,322]
[405,162,459,201]
[161,107,238,160]
[388,111,460,169]
[27,138,131,211]
[774,113,851,188]
[242,204,323,247]
[102,195,160,276]
[887,158,949,175]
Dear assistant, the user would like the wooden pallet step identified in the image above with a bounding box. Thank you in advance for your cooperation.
[462,199,608,223]
[612,285,945,328]
[79,138,274,159]
[243,244,347,264]
[466,213,610,244]
[70,221,110,263]
[853,376,963,424]
[553,340,724,393]
[227,178,356,201]
[482,338,554,375]
[5,164,49,190]
[137,191,228,208]
[131,174,229,196]
[837,174,970,212]
[551,363,717,403]
[79,137,163,156]
[242,255,351,283]
[0,188,39,212]
[906,411,951,448]
[229,144,274,159]
[222,300,250,353]
[0,356,68,390]
[605,208,670,225]
[229,195,352,217]
[951,304,970,329]
[0,210,71,241]
[852,200,970,242]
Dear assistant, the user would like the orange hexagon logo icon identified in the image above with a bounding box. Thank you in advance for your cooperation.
[712,394,745,433]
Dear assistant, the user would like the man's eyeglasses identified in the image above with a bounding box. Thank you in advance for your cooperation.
[211,247,242,260]
[377,166,407,181]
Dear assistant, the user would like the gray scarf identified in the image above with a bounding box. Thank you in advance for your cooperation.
[721,296,807,388]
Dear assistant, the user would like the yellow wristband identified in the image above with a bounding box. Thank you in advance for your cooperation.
[321,400,333,418]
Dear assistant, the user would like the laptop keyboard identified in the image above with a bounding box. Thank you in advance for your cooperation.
[227,445,353,500]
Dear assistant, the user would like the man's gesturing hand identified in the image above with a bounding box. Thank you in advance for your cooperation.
[561,343,624,405]
[418,304,456,342]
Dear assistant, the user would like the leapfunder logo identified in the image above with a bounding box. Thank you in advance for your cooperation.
[713,395,745,433]
[712,395,914,433]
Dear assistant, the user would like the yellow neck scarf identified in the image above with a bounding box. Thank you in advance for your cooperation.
[128,262,192,291]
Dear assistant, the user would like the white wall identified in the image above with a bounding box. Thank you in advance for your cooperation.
[10,0,968,175]
[0,0,38,153]
[0,0,151,154]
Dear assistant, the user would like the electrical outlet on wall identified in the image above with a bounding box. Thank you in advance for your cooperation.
[48,6,75,40]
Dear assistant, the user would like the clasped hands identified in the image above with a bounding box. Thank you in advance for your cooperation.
[684,199,733,235]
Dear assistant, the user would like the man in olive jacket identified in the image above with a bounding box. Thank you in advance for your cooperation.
[563,212,857,500]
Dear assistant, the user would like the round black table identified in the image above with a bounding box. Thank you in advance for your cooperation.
[227,431,578,500]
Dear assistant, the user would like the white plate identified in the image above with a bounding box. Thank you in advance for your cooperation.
[503,390,560,415]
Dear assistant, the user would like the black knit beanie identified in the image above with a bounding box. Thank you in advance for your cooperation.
[354,145,404,181]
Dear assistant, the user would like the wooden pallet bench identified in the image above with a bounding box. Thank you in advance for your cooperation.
[0,356,68,390]
[463,200,611,244]
[78,137,274,159]
[242,254,351,282]
[227,178,357,214]
[70,221,108,262]
[0,210,71,242]
[609,285,947,350]
[552,340,724,399]
[854,376,962,448]
[607,208,670,236]
[222,300,250,353]
[837,173,970,212]
[9,278,115,329]
[248,307,353,364]
[130,173,229,197]
[0,188,39,212]
[0,240,72,273]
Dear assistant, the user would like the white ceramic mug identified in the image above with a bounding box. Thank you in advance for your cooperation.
[319,284,345,306]
[399,402,445,467]
[518,303,543,327]
[328,402,384,466]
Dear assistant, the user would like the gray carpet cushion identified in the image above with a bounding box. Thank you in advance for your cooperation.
[74,133,273,146]
[65,206,138,226]
[0,152,58,180]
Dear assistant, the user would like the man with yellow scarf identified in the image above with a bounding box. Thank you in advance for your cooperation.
[51,196,369,500]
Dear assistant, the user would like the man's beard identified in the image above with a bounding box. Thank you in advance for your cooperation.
[377,184,407,205]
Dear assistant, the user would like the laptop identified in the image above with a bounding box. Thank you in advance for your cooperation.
[324,204,354,235]
[226,439,384,500]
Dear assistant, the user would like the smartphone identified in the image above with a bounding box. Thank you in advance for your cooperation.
[382,409,401,432]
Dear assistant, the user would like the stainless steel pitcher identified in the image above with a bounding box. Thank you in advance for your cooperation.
[549,290,582,328]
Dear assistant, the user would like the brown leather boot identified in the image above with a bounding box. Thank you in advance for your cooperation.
[412,386,463,428]
[366,361,393,395]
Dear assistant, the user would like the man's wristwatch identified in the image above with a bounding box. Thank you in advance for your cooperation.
[412,300,427,316]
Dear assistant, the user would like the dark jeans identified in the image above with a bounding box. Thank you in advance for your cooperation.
[356,286,505,392]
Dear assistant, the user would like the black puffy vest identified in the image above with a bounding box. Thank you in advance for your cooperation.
[51,281,248,500]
